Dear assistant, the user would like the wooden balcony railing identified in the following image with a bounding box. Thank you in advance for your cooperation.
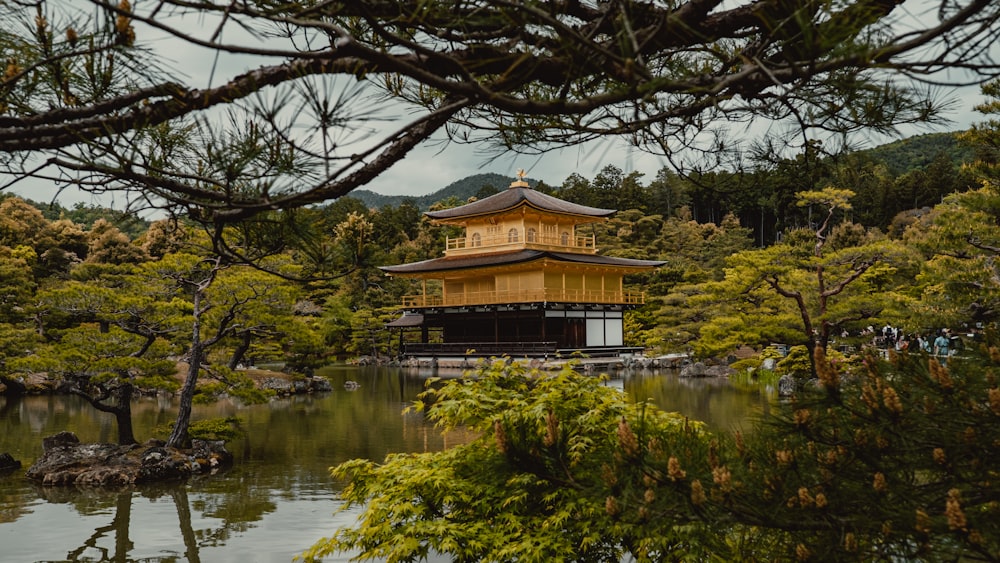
[401,288,645,308]
[445,233,595,252]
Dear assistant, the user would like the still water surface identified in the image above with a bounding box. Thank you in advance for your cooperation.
[0,366,772,562]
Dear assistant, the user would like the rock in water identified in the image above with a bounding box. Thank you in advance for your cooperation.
[679,362,707,377]
[0,452,21,473]
[778,374,797,397]
[26,432,233,486]
[42,430,80,451]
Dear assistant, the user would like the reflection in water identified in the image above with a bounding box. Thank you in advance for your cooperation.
[619,369,772,431]
[22,482,280,562]
[0,366,769,561]
[61,490,137,562]
[173,487,200,563]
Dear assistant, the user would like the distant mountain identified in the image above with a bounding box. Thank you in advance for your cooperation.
[351,172,540,210]
[857,132,973,175]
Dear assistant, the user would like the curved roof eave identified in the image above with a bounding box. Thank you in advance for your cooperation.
[379,249,665,275]
[424,187,615,222]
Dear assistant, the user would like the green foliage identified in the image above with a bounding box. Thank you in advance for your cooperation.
[726,366,781,391]
[188,416,245,442]
[1,132,980,368]
[314,340,1000,562]
[306,361,718,563]
[905,182,1000,328]
[0,248,35,320]
[622,309,656,348]
[9,324,178,391]
[0,197,49,249]
[194,367,276,405]
[154,416,244,443]
[691,186,919,364]
[85,218,148,265]
[345,307,398,358]
[0,323,41,371]
[193,382,227,404]
[774,346,853,381]
[691,249,808,356]
[775,345,813,378]
[958,78,1000,180]
[759,346,786,360]
[728,344,1000,561]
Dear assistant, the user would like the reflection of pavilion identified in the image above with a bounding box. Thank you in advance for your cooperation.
[382,171,664,358]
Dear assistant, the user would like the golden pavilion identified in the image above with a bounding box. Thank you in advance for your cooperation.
[381,170,665,358]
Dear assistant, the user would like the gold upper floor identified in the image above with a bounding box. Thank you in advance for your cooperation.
[398,267,645,308]
[442,210,599,257]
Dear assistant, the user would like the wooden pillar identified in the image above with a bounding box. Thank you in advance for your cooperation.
[541,306,546,342]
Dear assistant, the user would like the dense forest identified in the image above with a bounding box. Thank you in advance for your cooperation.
[350,132,976,246]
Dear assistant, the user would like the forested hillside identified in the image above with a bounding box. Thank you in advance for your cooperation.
[351,173,538,210]
[857,132,973,175]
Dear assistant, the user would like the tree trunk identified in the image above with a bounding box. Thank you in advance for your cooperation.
[168,290,204,449]
[167,345,201,448]
[228,331,252,370]
[72,378,138,445]
[114,382,137,445]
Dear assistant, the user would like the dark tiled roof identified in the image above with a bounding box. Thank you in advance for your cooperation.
[425,187,615,221]
[548,251,666,267]
[380,249,665,274]
[386,313,424,327]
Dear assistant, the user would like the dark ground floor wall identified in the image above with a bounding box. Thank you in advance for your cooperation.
[396,304,626,350]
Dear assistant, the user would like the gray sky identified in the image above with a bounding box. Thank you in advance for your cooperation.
[150,27,685,196]
[136,13,997,197]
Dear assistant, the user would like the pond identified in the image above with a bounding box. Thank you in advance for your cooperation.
[0,365,773,562]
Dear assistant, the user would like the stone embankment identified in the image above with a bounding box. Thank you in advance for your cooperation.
[678,361,737,378]
[0,373,57,395]
[0,368,332,398]
[253,373,332,395]
[374,353,700,372]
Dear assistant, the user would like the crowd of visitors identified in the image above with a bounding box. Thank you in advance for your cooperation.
[862,324,959,357]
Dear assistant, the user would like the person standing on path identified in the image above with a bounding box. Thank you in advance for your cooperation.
[934,330,950,357]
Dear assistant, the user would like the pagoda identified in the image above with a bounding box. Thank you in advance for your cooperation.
[381,170,665,358]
